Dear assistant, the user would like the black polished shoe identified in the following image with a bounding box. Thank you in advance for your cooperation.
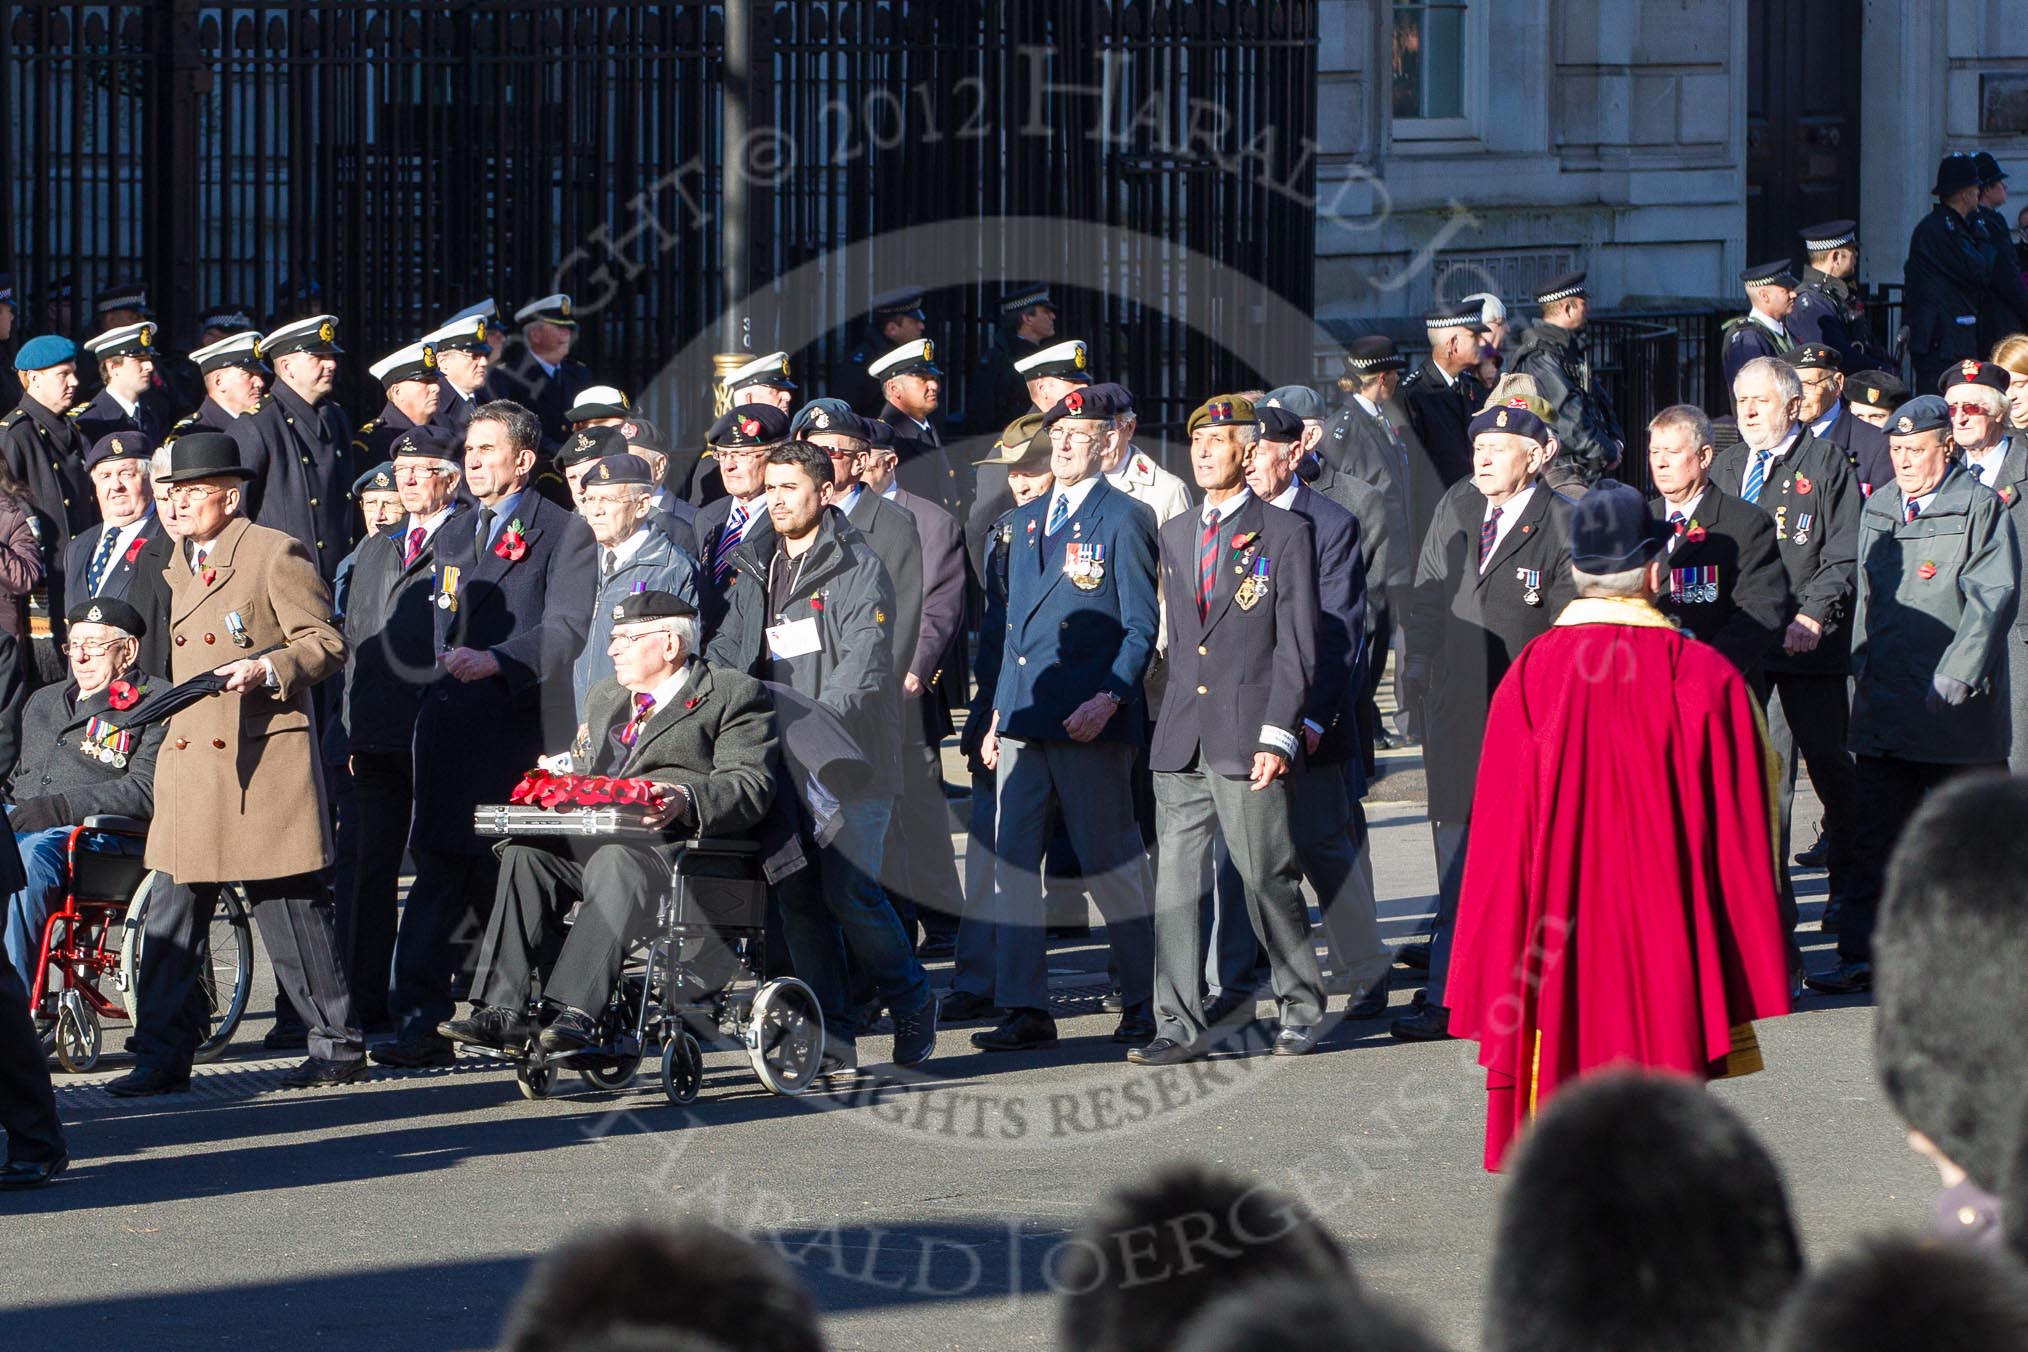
[1795,830,1830,868]
[1126,1036,1201,1066]
[0,1153,67,1188]
[818,1045,860,1083]
[1347,981,1390,1020]
[262,1024,309,1052]
[915,933,957,960]
[105,1065,192,1097]
[1204,990,1254,1025]
[1099,989,1125,1014]
[1803,961,1873,995]
[537,1008,600,1055]
[971,1008,1059,1052]
[278,1056,369,1090]
[439,1006,531,1050]
[1396,941,1431,971]
[1112,1010,1156,1045]
[1389,1003,1452,1041]
[937,990,998,1024]
[370,1034,457,1069]
[1818,900,1843,934]
[1272,1024,1321,1056]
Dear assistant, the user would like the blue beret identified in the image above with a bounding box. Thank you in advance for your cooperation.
[1468,402,1551,445]
[14,334,76,372]
[352,462,398,496]
[1887,395,1951,436]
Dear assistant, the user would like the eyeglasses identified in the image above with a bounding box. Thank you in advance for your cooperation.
[394,464,454,479]
[63,639,130,657]
[1948,403,1993,418]
[608,628,677,648]
[1048,429,1107,447]
[164,484,224,504]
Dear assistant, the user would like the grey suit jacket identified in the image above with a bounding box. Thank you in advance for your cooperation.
[582,659,779,838]
[13,669,167,821]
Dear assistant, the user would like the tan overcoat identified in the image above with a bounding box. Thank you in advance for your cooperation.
[143,517,346,882]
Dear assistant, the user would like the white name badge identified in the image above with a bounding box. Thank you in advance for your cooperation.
[765,616,822,660]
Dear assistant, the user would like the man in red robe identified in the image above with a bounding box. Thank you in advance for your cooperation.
[1446,482,1793,1171]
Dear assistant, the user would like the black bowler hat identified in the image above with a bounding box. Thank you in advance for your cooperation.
[611,588,698,624]
[154,431,255,483]
[1570,480,1670,572]
[1934,152,1981,198]
[557,425,631,470]
[67,596,146,636]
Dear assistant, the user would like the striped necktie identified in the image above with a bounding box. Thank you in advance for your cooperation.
[1479,505,1501,569]
[403,526,426,567]
[1047,493,1070,536]
[1668,510,1686,553]
[618,692,655,748]
[86,527,121,594]
[714,504,747,586]
[1906,497,1921,525]
[1196,513,1219,619]
[1743,450,1771,504]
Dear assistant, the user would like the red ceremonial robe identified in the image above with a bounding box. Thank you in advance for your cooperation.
[1445,596,1792,1171]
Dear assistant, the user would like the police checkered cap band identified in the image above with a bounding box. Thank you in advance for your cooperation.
[95,285,148,313]
[189,331,265,371]
[1800,228,1856,252]
[1741,264,1798,289]
[1347,352,1406,371]
[199,308,255,332]
[1000,284,1052,313]
[1425,311,1481,330]
[1535,279,1587,304]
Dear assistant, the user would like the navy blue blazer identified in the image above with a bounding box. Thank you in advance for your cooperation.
[1150,494,1318,777]
[1283,484,1368,774]
[992,476,1159,746]
[64,512,164,606]
[410,490,597,854]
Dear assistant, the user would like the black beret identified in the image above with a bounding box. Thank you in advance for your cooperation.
[1784,343,1840,372]
[86,431,154,472]
[1941,358,2012,397]
[556,425,630,470]
[615,416,669,457]
[611,588,698,624]
[66,596,145,636]
[706,404,790,449]
[583,454,653,488]
[1043,385,1120,427]
[1256,405,1305,442]
[389,426,459,464]
[1847,370,1911,410]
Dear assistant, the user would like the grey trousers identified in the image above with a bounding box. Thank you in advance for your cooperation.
[991,737,1154,1015]
[1151,764,1324,1043]
[952,768,999,999]
[473,842,688,1016]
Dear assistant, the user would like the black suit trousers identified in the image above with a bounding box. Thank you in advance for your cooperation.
[1839,756,2003,964]
[392,849,499,1040]
[1766,672,1860,925]
[341,751,413,1030]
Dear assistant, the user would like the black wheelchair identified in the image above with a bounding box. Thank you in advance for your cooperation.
[470,808,826,1104]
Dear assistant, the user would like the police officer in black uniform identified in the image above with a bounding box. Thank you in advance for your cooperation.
[1790,221,1895,371]
[173,332,268,437]
[1721,262,1799,387]
[1905,153,1999,398]
[1401,302,1488,490]
[226,313,357,579]
[967,282,1057,436]
[1506,271,1622,484]
[837,287,929,417]
[1972,152,2028,358]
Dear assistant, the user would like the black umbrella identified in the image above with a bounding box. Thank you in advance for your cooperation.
[100,644,285,730]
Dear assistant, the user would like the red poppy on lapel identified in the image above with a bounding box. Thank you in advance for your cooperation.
[1793,475,1813,495]
[1918,561,1938,580]
[123,535,147,564]
[493,522,529,562]
[1685,524,1707,543]
[107,679,140,711]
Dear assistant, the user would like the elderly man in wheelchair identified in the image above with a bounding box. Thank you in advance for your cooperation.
[3,599,166,995]
[439,589,778,1057]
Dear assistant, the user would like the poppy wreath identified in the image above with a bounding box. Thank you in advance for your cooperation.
[508,768,670,812]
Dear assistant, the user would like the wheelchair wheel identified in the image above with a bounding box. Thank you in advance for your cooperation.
[54,994,101,1074]
[745,978,824,1096]
[661,1031,703,1105]
[581,1054,641,1092]
[120,874,256,1064]
[517,1063,557,1100]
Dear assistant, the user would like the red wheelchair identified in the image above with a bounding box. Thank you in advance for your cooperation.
[29,815,254,1072]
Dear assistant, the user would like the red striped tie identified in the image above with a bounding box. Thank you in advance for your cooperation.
[619,692,655,747]
[1906,498,1920,524]
[403,526,425,566]
[1197,514,1219,620]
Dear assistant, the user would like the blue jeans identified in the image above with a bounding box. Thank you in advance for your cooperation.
[776,798,929,1047]
[3,828,79,995]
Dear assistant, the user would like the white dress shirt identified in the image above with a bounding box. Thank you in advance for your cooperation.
[1479,485,1536,573]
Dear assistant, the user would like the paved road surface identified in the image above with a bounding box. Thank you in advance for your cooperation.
[0,766,1931,1351]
